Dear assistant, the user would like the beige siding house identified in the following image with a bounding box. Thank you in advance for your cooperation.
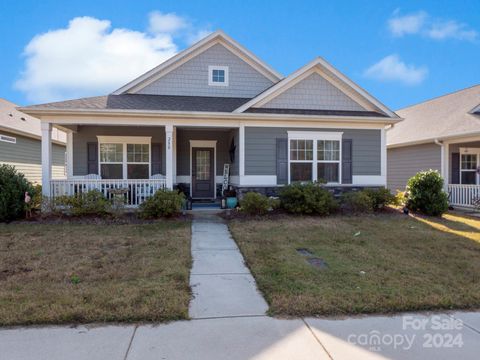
[20,31,400,207]
[387,85,480,208]
[0,98,66,183]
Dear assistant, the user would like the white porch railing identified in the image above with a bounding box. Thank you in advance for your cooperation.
[448,184,480,208]
[50,179,167,208]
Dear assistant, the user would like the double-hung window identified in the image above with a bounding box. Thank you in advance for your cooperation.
[98,136,151,180]
[460,148,479,185]
[317,140,340,183]
[289,139,314,182]
[288,132,343,184]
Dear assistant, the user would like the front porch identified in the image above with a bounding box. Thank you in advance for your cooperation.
[42,123,240,207]
[444,138,480,209]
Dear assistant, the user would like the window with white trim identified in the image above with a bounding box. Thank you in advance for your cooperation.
[288,132,343,184]
[460,150,478,185]
[317,140,340,183]
[0,134,16,144]
[97,136,151,180]
[208,66,229,86]
[127,144,149,179]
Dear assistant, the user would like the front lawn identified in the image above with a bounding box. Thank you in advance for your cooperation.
[0,221,191,326]
[229,212,480,316]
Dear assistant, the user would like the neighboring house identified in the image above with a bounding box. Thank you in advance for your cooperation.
[20,31,400,207]
[0,98,66,184]
[387,85,480,208]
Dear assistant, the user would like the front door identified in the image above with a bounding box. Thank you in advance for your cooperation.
[192,147,214,198]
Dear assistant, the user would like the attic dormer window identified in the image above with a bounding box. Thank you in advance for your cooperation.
[208,66,229,86]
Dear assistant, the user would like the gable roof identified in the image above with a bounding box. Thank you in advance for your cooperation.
[113,30,283,95]
[234,57,398,118]
[387,84,480,147]
[0,98,66,144]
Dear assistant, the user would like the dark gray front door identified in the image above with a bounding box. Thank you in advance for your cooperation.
[192,148,214,198]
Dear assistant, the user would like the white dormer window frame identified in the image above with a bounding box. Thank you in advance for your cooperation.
[208,65,229,86]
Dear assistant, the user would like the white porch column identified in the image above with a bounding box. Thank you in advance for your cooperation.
[442,142,450,191]
[165,124,174,189]
[173,127,177,184]
[239,124,245,185]
[41,122,52,197]
[66,131,74,178]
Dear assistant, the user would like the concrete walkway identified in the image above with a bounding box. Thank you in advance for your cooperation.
[2,311,479,359]
[188,212,268,318]
[1,212,479,359]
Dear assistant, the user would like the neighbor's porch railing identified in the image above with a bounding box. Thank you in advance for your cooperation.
[50,179,167,207]
[448,184,480,209]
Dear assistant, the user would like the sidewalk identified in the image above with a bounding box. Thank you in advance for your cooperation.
[1,212,479,359]
[1,311,478,359]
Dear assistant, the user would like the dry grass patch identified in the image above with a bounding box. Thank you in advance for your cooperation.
[229,213,480,317]
[0,221,191,326]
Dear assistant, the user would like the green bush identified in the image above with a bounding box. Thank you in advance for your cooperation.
[363,188,395,210]
[279,182,338,215]
[394,190,407,207]
[0,165,34,222]
[139,189,185,218]
[240,192,270,215]
[406,170,449,216]
[341,191,374,213]
[56,189,111,216]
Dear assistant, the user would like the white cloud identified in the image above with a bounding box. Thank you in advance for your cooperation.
[364,54,428,85]
[148,11,187,33]
[387,10,478,41]
[426,20,478,41]
[388,10,427,37]
[15,13,210,103]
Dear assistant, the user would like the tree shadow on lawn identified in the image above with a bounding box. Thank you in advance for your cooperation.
[412,212,480,243]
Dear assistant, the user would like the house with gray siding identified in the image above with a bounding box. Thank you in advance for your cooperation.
[19,31,400,206]
[387,85,480,208]
[0,98,65,184]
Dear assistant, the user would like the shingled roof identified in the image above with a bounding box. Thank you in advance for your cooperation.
[388,85,480,146]
[21,94,252,113]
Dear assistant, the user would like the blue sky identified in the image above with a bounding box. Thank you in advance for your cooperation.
[0,0,479,110]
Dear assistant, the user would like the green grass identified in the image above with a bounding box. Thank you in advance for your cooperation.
[229,212,480,316]
[0,221,191,326]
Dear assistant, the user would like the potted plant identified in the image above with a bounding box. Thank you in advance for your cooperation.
[223,187,238,209]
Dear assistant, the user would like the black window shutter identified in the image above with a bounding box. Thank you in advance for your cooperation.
[342,139,353,184]
[276,138,288,185]
[151,143,162,175]
[451,152,460,184]
[87,142,98,175]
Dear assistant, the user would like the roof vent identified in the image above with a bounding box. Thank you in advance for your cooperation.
[20,117,26,121]
[8,113,13,117]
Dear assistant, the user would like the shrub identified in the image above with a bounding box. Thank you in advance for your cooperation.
[0,165,34,222]
[394,190,407,207]
[406,170,449,216]
[269,197,281,210]
[363,188,395,210]
[30,184,43,211]
[279,182,338,215]
[56,189,111,216]
[240,192,270,215]
[139,189,185,218]
[341,191,373,214]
